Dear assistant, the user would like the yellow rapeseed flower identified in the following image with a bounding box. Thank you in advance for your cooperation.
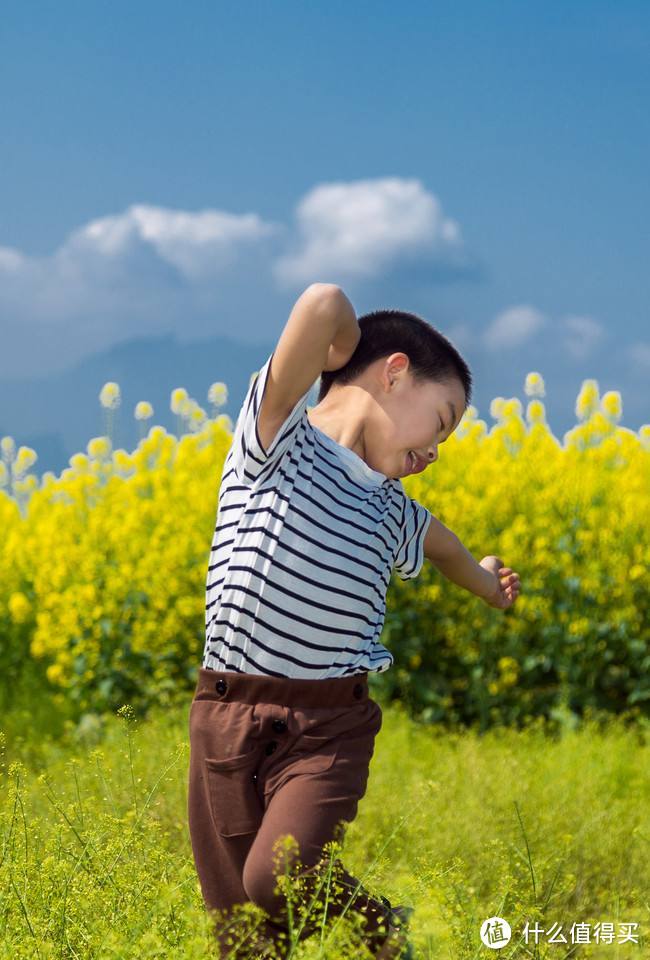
[13,446,37,475]
[1,436,16,460]
[584,411,614,442]
[524,372,546,397]
[214,413,234,434]
[113,449,134,471]
[69,453,90,472]
[575,379,600,421]
[135,401,154,421]
[502,398,523,419]
[490,397,506,420]
[189,406,208,432]
[176,397,193,418]
[498,656,519,672]
[569,617,590,636]
[9,591,31,623]
[500,672,518,688]
[87,436,112,459]
[99,382,121,410]
[208,382,228,407]
[170,388,189,414]
[46,662,65,685]
[526,399,545,423]
[601,390,622,422]
[639,425,650,449]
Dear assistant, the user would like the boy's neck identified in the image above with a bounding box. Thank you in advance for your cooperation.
[307,393,370,463]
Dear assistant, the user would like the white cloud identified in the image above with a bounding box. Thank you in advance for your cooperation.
[0,202,285,378]
[562,314,606,360]
[0,184,472,378]
[483,304,546,350]
[62,203,283,279]
[272,177,467,287]
[0,246,26,271]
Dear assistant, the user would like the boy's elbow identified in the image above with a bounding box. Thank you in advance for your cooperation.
[306,281,342,297]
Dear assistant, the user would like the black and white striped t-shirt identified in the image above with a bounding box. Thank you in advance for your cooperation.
[202,350,432,679]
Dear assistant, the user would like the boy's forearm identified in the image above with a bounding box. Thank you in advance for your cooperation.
[326,287,361,366]
[432,537,496,599]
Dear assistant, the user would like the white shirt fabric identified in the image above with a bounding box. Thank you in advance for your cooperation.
[202,350,432,679]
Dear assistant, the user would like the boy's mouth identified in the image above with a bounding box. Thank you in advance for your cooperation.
[405,451,426,474]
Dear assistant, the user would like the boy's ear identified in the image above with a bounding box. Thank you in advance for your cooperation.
[261,284,345,420]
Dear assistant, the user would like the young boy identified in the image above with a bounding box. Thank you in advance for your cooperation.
[188,283,521,959]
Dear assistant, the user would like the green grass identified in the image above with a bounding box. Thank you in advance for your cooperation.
[1,694,649,959]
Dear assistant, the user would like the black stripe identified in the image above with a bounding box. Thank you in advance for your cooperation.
[207,533,390,603]
[411,507,431,573]
[240,415,303,484]
[307,427,389,495]
[271,445,402,537]
[213,569,381,624]
[396,499,430,577]
[204,641,392,677]
[217,428,403,548]
[204,621,392,673]
[397,498,417,575]
[208,615,376,662]
[251,352,311,459]
[211,578,382,633]
[223,522,388,584]
[207,545,387,615]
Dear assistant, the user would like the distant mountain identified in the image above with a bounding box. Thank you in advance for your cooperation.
[0,333,292,477]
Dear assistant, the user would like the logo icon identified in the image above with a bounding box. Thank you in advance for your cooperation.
[480,916,512,948]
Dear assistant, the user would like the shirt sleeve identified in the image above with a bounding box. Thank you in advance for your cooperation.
[392,490,432,580]
[227,349,315,485]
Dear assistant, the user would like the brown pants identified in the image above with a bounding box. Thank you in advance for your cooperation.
[187,667,397,958]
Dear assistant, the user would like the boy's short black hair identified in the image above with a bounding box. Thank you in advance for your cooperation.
[317,308,473,407]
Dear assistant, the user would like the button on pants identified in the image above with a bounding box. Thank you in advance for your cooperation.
[187,667,397,958]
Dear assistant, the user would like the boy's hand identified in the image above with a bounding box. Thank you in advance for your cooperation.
[479,556,521,609]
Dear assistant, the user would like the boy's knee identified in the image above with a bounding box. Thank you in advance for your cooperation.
[242,858,284,917]
[242,846,323,923]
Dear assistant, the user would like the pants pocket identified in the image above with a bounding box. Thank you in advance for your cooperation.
[204,746,263,837]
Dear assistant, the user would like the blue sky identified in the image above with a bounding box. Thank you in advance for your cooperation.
[1,0,649,430]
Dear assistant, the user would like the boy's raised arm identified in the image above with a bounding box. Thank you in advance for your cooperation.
[256,283,359,453]
[268,283,357,410]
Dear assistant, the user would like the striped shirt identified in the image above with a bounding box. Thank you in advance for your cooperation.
[202,350,432,679]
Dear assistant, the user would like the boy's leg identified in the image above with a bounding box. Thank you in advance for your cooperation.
[241,693,397,956]
[188,668,398,958]
[187,690,267,955]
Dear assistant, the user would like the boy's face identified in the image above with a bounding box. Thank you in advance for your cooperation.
[365,353,467,480]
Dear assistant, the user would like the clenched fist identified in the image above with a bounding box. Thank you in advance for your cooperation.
[479,556,521,609]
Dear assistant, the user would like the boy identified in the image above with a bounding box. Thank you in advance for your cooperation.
[188,283,521,959]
